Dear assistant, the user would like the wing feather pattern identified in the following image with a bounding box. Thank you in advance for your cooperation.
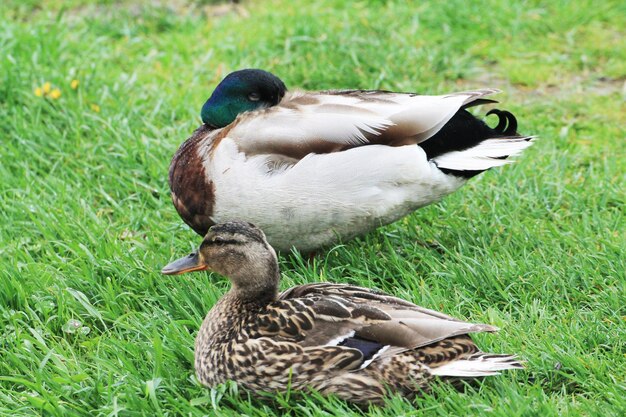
[242,283,499,369]
[227,90,499,160]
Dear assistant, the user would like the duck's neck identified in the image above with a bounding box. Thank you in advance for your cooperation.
[230,286,278,307]
[221,251,281,305]
[230,263,280,306]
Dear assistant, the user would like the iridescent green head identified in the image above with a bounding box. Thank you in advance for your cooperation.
[201,69,287,128]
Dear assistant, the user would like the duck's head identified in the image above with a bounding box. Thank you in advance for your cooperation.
[201,69,287,128]
[162,221,280,299]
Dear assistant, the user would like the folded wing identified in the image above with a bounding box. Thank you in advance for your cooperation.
[274,283,497,366]
[227,89,500,159]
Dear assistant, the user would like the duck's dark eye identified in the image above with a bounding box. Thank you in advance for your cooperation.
[210,237,239,246]
[248,92,261,102]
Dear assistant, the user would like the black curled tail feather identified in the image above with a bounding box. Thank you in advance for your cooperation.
[420,108,520,160]
[419,107,524,179]
[486,109,518,136]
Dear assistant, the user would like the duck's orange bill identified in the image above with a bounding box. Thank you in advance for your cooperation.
[161,252,208,275]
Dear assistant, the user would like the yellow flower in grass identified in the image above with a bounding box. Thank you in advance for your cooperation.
[90,103,101,113]
[34,82,61,99]
[71,79,79,89]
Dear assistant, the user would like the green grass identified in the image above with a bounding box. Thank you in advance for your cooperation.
[1,0,625,415]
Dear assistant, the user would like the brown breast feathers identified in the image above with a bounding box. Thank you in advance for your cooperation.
[169,124,216,236]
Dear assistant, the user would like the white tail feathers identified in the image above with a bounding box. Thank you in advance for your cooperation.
[430,353,524,377]
[433,136,536,171]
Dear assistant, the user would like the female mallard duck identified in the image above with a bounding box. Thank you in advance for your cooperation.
[162,221,522,404]
[170,69,534,252]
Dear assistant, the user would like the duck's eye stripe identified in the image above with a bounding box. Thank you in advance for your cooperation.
[210,239,240,246]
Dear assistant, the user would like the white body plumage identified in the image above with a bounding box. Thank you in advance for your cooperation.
[208,138,466,251]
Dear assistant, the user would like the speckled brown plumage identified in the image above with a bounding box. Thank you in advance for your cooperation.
[162,222,523,405]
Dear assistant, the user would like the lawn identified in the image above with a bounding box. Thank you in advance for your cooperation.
[1,0,625,415]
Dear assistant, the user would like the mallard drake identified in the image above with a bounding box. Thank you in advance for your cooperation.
[170,69,534,252]
[162,221,522,404]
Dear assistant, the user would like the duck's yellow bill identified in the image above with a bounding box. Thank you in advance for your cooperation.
[161,252,208,275]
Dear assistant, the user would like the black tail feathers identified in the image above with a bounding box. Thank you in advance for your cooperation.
[419,107,523,179]
[486,109,518,136]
